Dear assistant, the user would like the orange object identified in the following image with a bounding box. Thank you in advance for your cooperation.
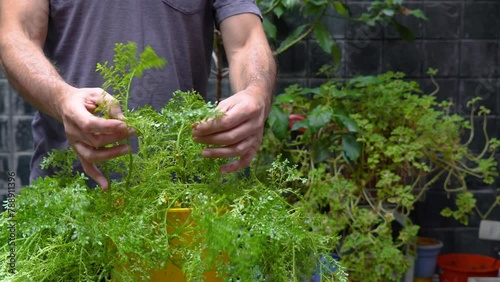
[437,253,500,282]
[149,208,223,282]
[115,208,223,282]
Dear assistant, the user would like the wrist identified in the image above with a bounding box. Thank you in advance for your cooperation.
[243,84,273,115]
[54,84,77,122]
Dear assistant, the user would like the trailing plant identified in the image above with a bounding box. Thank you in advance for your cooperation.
[256,70,500,281]
[0,43,347,282]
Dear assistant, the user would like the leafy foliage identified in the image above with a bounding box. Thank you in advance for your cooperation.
[256,71,499,281]
[0,43,347,282]
[96,42,166,113]
[257,0,427,58]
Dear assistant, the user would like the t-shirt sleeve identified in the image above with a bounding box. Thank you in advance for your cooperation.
[213,0,263,27]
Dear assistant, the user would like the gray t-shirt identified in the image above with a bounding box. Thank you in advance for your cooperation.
[31,0,261,182]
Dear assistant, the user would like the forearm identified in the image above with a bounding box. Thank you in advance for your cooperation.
[220,13,276,115]
[228,40,276,113]
[0,33,73,121]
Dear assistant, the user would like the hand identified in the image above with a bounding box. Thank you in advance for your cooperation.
[60,87,135,189]
[192,87,270,173]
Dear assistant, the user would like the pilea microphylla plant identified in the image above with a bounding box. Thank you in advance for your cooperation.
[255,69,500,281]
[0,42,347,282]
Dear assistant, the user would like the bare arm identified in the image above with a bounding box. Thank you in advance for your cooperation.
[220,13,276,115]
[0,0,132,189]
[192,13,276,172]
[0,0,68,119]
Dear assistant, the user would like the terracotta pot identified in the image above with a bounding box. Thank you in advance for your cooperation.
[437,253,500,282]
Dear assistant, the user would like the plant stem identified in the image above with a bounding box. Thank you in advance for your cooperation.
[125,138,133,188]
[476,197,500,219]
[262,0,281,15]
[123,71,136,188]
[103,161,111,190]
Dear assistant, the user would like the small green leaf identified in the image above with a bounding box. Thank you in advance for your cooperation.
[333,1,350,17]
[273,5,284,18]
[409,9,428,21]
[390,19,415,42]
[426,68,438,76]
[312,139,331,164]
[307,105,333,131]
[263,18,277,40]
[314,24,341,71]
[382,9,395,17]
[268,106,290,141]
[291,120,308,132]
[314,23,334,54]
[281,0,296,9]
[276,24,308,54]
[336,113,361,133]
[304,2,326,16]
[342,133,361,162]
[331,44,342,71]
[349,75,382,87]
[273,92,300,104]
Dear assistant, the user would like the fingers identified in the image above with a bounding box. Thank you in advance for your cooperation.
[72,142,131,163]
[61,88,135,189]
[73,111,130,136]
[200,130,262,173]
[201,140,257,173]
[194,102,253,136]
[67,121,134,148]
[193,113,248,136]
[73,142,132,190]
[192,92,267,173]
[220,151,256,174]
[192,101,262,146]
[80,159,109,190]
[193,119,253,146]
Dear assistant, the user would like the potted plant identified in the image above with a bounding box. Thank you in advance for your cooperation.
[0,43,348,282]
[256,70,500,281]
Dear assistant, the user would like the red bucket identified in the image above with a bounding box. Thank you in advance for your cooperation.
[437,253,500,282]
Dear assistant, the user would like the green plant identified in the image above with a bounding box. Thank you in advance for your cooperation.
[0,43,347,282]
[212,0,427,101]
[258,0,427,56]
[256,71,500,281]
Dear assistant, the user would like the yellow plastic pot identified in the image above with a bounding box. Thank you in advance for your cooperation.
[147,208,222,282]
[113,208,223,282]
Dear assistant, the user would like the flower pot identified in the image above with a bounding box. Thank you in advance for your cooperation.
[414,237,443,278]
[148,208,222,282]
[115,208,222,282]
[437,253,500,282]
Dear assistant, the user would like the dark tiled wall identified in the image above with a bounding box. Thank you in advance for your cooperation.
[1,0,500,256]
